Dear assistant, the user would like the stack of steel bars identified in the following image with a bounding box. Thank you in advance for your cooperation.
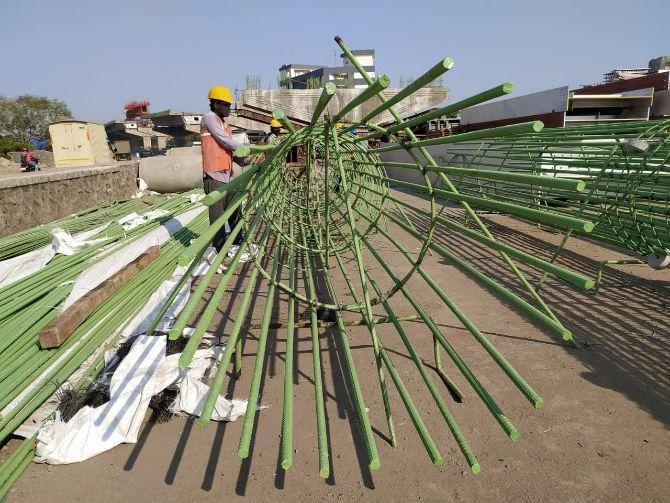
[0,191,208,495]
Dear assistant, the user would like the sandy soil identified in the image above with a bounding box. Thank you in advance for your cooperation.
[3,189,669,502]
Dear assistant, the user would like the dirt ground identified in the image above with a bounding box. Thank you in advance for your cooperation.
[4,189,669,502]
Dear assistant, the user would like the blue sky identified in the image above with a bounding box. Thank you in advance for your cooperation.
[1,0,668,123]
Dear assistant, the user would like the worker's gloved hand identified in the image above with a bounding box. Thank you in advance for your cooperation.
[233,155,252,166]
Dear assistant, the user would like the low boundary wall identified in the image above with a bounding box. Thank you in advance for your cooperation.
[0,162,139,237]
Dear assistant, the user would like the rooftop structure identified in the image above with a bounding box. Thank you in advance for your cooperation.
[603,68,651,83]
[104,120,170,154]
[278,49,376,89]
[458,58,670,132]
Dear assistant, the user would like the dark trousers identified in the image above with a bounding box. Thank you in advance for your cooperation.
[203,176,241,250]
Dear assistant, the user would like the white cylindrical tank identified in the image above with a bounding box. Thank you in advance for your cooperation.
[139,148,203,193]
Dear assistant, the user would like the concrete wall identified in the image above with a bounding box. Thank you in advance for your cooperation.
[241,87,449,125]
[0,162,138,237]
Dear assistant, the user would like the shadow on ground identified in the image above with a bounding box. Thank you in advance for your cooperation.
[400,204,670,428]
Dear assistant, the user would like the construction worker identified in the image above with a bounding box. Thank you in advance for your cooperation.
[265,119,282,144]
[201,85,250,250]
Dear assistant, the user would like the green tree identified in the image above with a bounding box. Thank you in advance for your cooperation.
[0,94,73,142]
[0,138,32,158]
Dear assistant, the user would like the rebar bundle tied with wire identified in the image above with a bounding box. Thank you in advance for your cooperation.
[170,35,621,478]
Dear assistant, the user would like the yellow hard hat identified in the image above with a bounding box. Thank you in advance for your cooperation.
[335,122,344,128]
[207,85,233,104]
[270,119,282,128]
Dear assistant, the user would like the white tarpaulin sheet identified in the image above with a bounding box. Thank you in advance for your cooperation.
[62,206,204,311]
[117,209,169,231]
[35,335,248,464]
[13,248,217,439]
[0,223,110,289]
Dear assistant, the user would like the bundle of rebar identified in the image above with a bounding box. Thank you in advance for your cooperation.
[0,192,207,443]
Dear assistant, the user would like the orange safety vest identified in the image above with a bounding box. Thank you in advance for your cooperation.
[201,115,233,174]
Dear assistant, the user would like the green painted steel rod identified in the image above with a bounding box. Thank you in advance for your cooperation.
[200,163,267,207]
[0,436,35,484]
[363,172,594,232]
[177,195,245,266]
[302,247,331,478]
[332,245,443,466]
[359,159,587,192]
[272,108,296,134]
[0,441,34,500]
[168,218,248,341]
[377,339,445,466]
[331,125,398,446]
[362,239,520,440]
[356,82,515,140]
[178,237,252,368]
[311,82,337,125]
[197,229,272,427]
[171,208,267,341]
[368,121,544,153]
[238,243,283,460]
[280,220,296,470]
[355,208,545,407]
[366,273,481,473]
[235,144,275,157]
[347,181,593,290]
[324,124,331,266]
[307,225,380,471]
[332,74,391,122]
[318,268,381,470]
[355,58,454,126]
[386,212,573,341]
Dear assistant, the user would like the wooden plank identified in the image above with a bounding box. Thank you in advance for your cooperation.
[39,245,161,349]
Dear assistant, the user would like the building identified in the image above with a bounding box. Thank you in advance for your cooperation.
[649,56,670,73]
[278,64,324,89]
[238,86,449,128]
[105,120,170,155]
[458,55,670,132]
[278,50,376,89]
